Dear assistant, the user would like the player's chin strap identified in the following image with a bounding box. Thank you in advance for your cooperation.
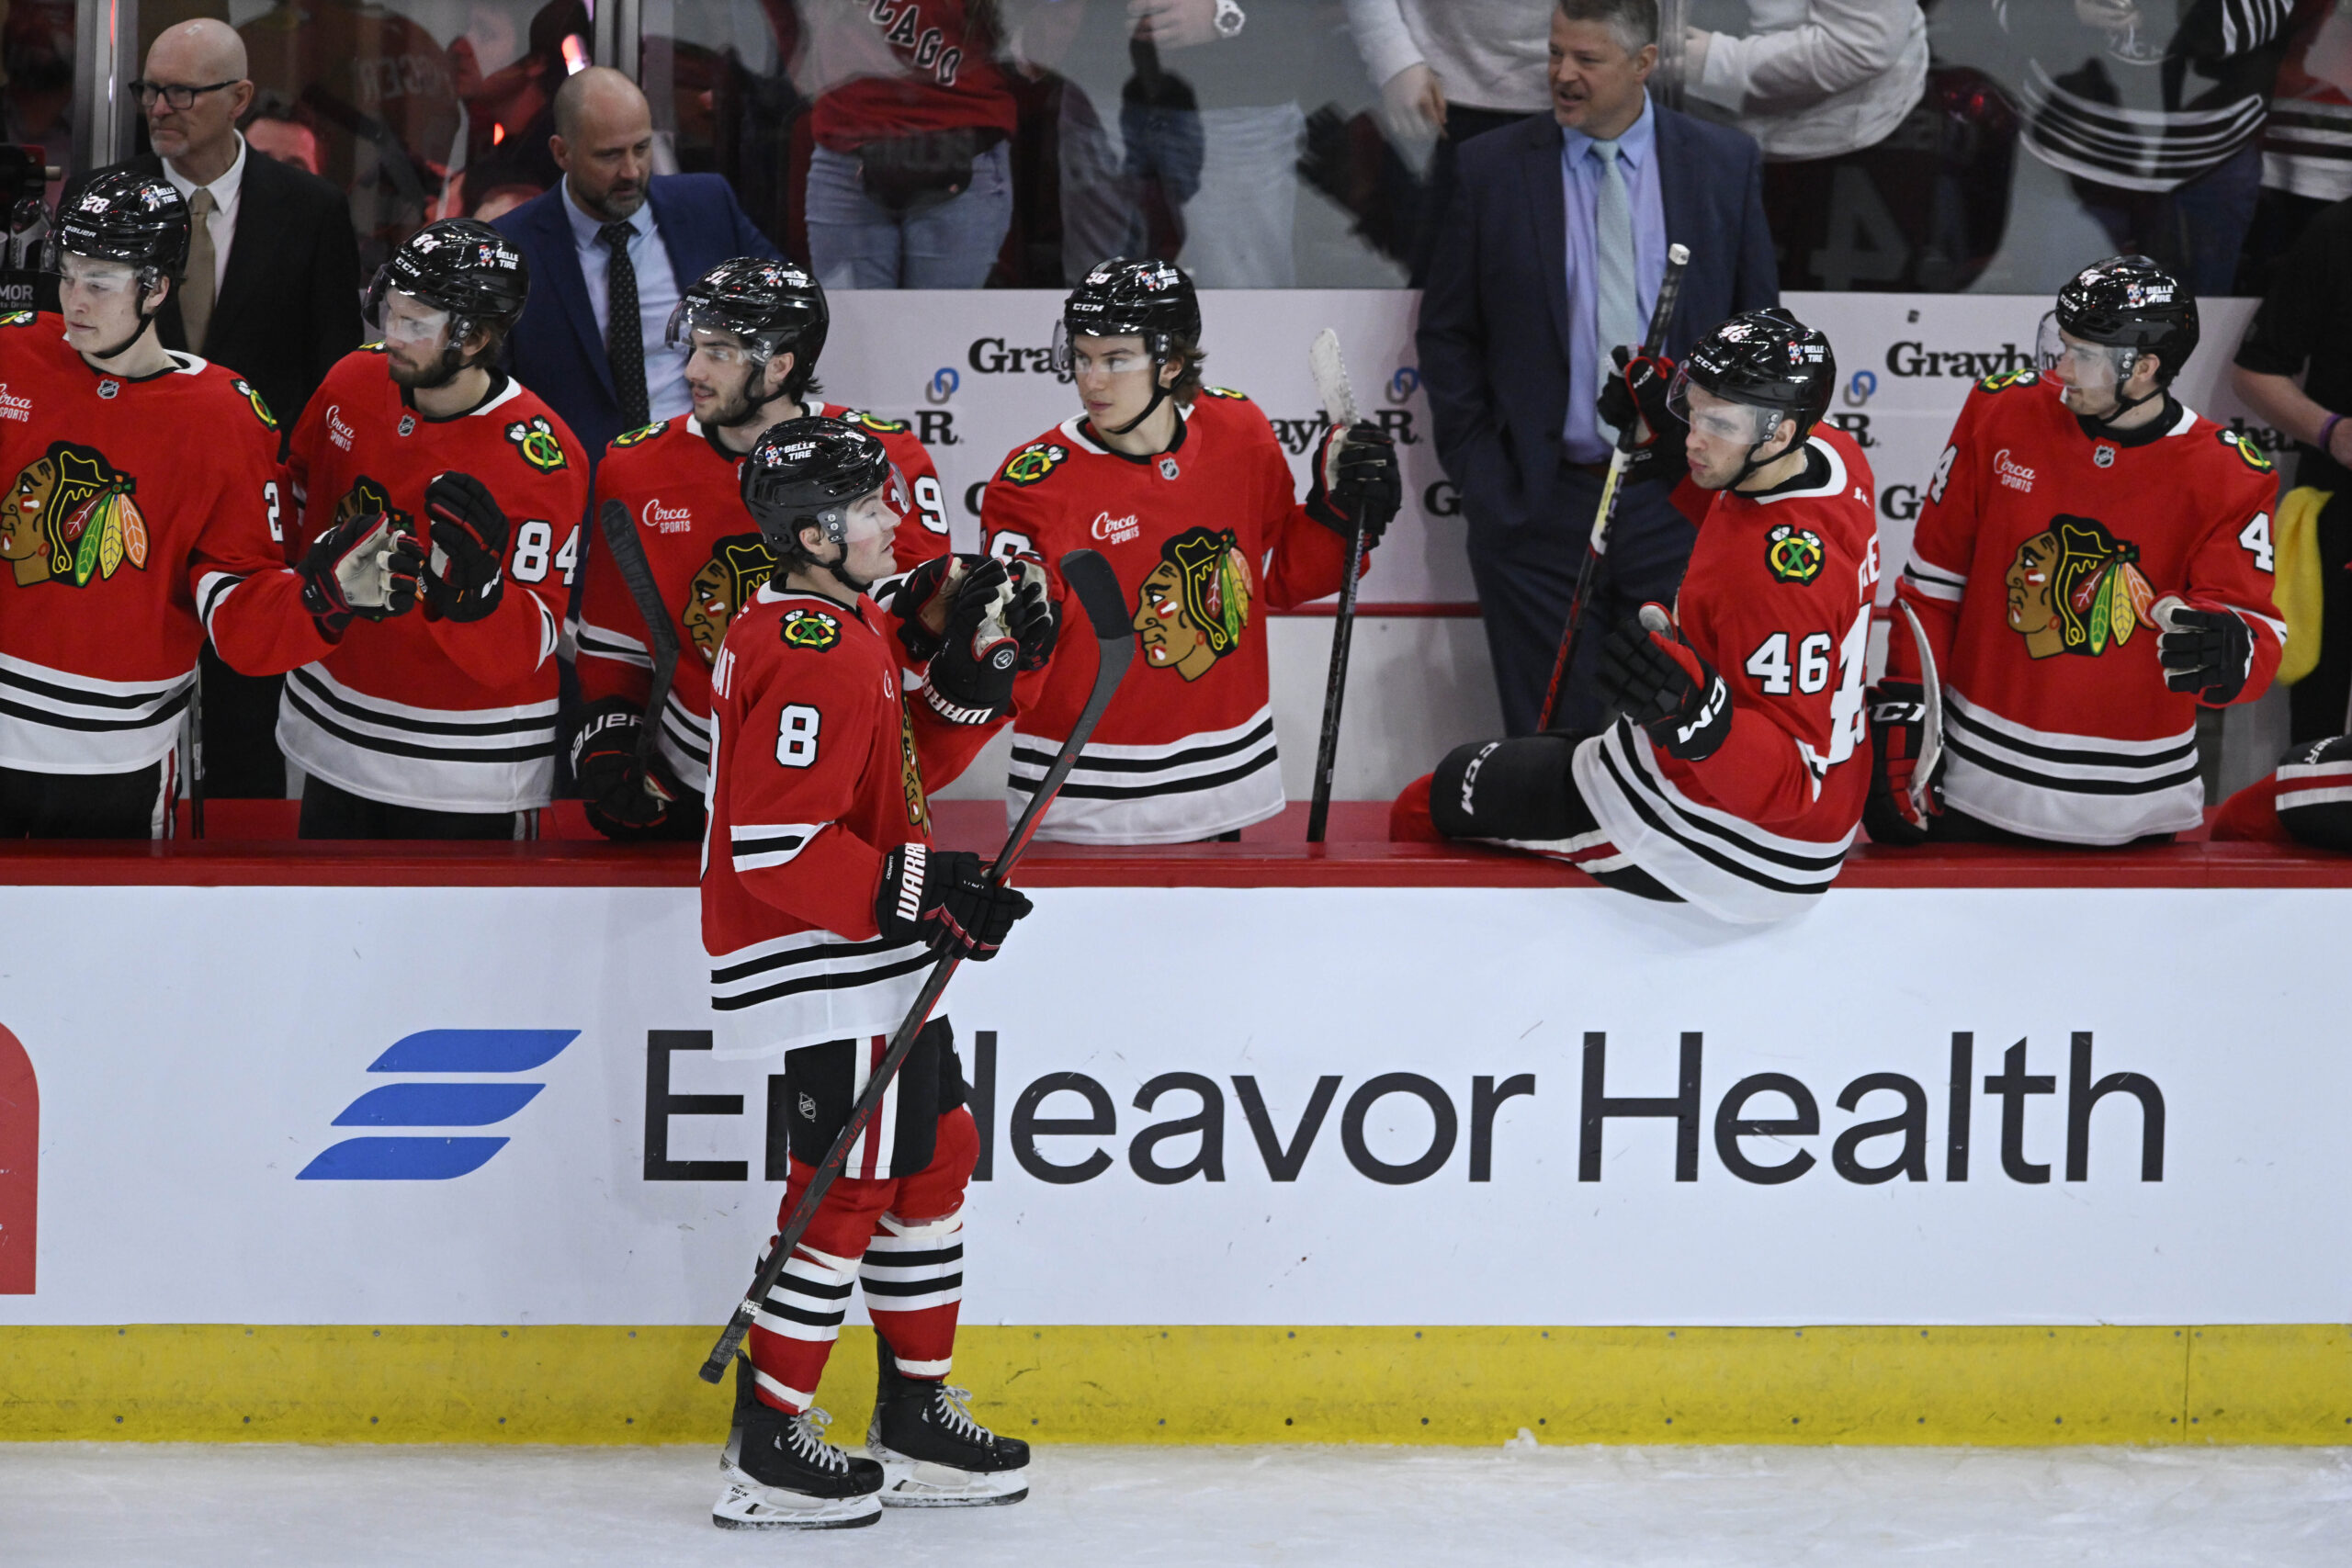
[2075,382,2168,440]
[1727,417,1807,493]
[1101,333,1179,438]
[85,267,169,362]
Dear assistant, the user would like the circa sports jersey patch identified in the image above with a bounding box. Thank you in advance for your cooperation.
[2007,514,2154,660]
[504,414,569,473]
[5,441,149,589]
[229,377,278,432]
[1764,525,1825,585]
[611,420,668,448]
[2219,427,2275,473]
[1136,525,1253,681]
[1001,442,1069,487]
[779,606,842,652]
[1978,367,2039,394]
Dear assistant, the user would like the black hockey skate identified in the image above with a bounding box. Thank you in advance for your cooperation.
[866,1348,1030,1507]
[713,1366,882,1531]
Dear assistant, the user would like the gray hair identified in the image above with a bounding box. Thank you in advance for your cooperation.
[1555,0,1658,55]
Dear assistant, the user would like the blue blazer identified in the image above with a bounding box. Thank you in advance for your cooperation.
[1417,105,1779,532]
[494,174,780,463]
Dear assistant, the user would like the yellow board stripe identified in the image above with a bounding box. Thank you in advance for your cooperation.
[1,1325,2346,1445]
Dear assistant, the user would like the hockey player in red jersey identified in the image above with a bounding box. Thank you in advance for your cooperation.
[705,419,1049,1529]
[279,220,590,838]
[978,258,1399,843]
[1869,256,2284,847]
[0,173,412,837]
[1406,310,1880,923]
[572,256,949,840]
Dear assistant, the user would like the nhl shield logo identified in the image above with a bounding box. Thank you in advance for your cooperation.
[398,413,417,437]
[2093,444,2116,468]
[1159,457,1180,479]
[96,380,119,400]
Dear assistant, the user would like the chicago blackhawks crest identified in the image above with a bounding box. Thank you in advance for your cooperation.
[505,414,569,473]
[2007,514,2154,660]
[780,606,842,652]
[612,420,669,448]
[1001,443,1068,488]
[1135,526,1252,682]
[230,377,278,432]
[1765,525,1824,585]
[4,441,149,589]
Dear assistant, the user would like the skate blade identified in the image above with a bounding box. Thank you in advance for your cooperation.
[871,1449,1030,1509]
[711,1480,882,1530]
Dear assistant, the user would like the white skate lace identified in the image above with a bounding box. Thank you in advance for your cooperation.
[931,1384,991,1446]
[786,1405,850,1472]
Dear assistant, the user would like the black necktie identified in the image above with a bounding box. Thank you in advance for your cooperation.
[600,220,650,428]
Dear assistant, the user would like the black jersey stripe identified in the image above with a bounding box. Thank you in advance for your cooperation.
[1010,717,1276,777]
[1944,704,2198,773]
[711,949,937,1012]
[1596,741,1838,897]
[854,1272,966,1300]
[282,682,558,766]
[288,668,559,739]
[1009,745,1278,802]
[1943,733,2203,797]
[709,932,926,986]
[0,686,191,734]
[1608,725,1849,874]
[0,661,187,713]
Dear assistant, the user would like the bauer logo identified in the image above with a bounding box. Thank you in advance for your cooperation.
[297,1029,579,1181]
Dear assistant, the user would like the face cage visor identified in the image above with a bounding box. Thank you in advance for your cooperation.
[1667,363,1792,448]
[2036,311,2141,398]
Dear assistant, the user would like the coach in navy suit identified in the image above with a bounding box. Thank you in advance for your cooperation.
[1419,0,1777,736]
[494,68,779,464]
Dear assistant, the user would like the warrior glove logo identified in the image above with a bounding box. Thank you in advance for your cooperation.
[1765,525,1825,585]
[504,414,569,473]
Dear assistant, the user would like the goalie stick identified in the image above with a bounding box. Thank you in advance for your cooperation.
[1535,242,1691,732]
[1305,329,1392,843]
[595,499,685,790]
[697,547,1136,1384]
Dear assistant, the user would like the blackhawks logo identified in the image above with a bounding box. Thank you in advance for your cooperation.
[1,311,35,328]
[845,409,910,434]
[2219,427,2274,473]
[2007,514,2154,660]
[612,420,669,448]
[1764,525,1824,585]
[230,377,278,432]
[779,606,842,652]
[1001,443,1068,487]
[684,533,775,663]
[1203,386,1250,401]
[3,442,149,589]
[333,476,401,533]
[1136,525,1252,682]
[1979,367,2039,394]
[504,414,568,473]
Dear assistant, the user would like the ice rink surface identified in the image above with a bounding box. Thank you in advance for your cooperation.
[5,1441,2349,1566]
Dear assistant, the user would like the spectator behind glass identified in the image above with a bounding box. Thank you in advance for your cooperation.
[452,0,587,218]
[797,0,1019,287]
[2235,0,2352,294]
[1984,0,2294,297]
[1345,0,1555,286]
[3,0,74,206]
[243,95,322,175]
[2233,192,2352,742]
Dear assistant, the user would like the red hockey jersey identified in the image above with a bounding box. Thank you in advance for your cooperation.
[703,583,1000,1054]
[0,313,329,773]
[1889,371,2283,844]
[578,404,947,795]
[808,0,1019,148]
[1570,427,1881,923]
[980,389,1363,844]
[281,350,589,812]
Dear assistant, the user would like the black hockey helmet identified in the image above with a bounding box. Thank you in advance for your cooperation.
[2049,254,2199,385]
[364,219,530,360]
[1670,308,1836,443]
[49,171,190,279]
[741,416,899,564]
[1055,257,1201,434]
[665,257,828,378]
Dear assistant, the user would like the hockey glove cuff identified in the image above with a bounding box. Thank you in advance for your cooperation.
[1306,420,1399,545]
[298,511,425,626]
[922,557,1019,724]
[874,842,1035,959]
[1599,605,1731,761]
[419,471,511,623]
[1006,556,1059,671]
[888,552,989,665]
[1862,681,1937,846]
[2157,604,2256,705]
[571,696,680,837]
[1597,347,1686,483]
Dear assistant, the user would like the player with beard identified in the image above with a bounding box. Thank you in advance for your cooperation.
[572,257,949,840]
[277,220,589,837]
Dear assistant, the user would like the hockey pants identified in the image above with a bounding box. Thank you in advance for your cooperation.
[746,1104,978,1414]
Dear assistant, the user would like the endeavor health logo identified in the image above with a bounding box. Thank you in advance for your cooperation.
[298,1029,579,1181]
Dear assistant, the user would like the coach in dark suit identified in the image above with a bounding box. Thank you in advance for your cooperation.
[1419,0,1777,736]
[493,68,779,464]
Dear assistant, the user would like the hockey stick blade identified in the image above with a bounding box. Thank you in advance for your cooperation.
[1308,327,1359,430]
[697,549,1134,1385]
[597,499,684,774]
[1894,600,1944,819]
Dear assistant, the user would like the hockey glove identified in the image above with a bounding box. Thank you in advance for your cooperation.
[419,470,509,623]
[1306,420,1399,545]
[887,551,989,665]
[1006,556,1059,671]
[297,510,425,629]
[1598,605,1732,761]
[571,695,682,839]
[1861,681,1939,846]
[2156,604,2256,705]
[874,842,1034,960]
[1597,346,1685,483]
[922,556,1020,724]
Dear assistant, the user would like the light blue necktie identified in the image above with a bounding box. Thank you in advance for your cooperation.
[1591,138,1640,439]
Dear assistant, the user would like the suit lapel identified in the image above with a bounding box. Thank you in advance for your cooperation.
[207,152,275,348]
[1523,118,1574,369]
[530,189,617,399]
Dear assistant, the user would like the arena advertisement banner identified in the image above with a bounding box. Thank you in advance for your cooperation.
[816,291,2278,613]
[0,883,2346,1330]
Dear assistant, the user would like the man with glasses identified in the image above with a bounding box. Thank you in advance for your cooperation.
[0,173,395,837]
[572,257,949,841]
[1869,255,2285,848]
[277,220,588,839]
[74,17,365,801]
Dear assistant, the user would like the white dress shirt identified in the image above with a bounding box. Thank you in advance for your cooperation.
[161,131,246,296]
[560,180,690,424]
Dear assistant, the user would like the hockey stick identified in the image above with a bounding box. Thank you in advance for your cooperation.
[1894,600,1944,820]
[596,499,684,781]
[186,665,205,840]
[1534,242,1691,733]
[1304,331,1393,843]
[697,547,1135,1384]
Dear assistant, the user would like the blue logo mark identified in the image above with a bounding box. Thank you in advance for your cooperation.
[1844,369,1878,408]
[1386,367,1420,404]
[927,367,960,404]
[298,1029,579,1181]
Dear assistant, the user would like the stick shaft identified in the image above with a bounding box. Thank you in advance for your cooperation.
[1306,518,1372,843]
[595,501,683,770]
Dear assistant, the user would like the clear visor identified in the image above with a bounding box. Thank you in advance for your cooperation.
[836,481,899,545]
[1057,323,1156,380]
[664,302,771,365]
[52,254,141,297]
[2035,311,2132,393]
[372,283,453,347]
[1667,366,1786,446]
